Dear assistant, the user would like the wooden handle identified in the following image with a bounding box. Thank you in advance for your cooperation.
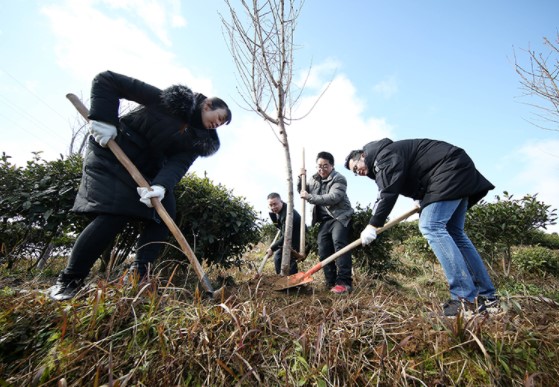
[300,148,306,256]
[304,206,421,277]
[66,93,216,295]
[257,230,281,275]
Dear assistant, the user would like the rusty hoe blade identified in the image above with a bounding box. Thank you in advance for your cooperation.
[273,272,314,291]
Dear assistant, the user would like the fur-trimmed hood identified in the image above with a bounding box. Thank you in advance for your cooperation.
[78,70,223,220]
[160,84,204,125]
[160,85,219,157]
[185,126,220,157]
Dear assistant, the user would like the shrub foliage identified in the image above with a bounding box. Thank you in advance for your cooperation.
[465,192,557,275]
[513,245,559,276]
[0,154,260,271]
[0,152,85,267]
[169,174,261,268]
[349,203,398,277]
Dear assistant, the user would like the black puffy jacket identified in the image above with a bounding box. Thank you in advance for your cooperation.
[72,71,220,221]
[363,138,494,227]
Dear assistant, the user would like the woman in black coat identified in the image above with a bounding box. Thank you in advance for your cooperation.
[345,138,498,317]
[49,70,231,301]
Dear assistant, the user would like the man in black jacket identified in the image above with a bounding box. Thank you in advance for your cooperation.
[267,193,303,275]
[345,138,498,316]
[49,70,231,301]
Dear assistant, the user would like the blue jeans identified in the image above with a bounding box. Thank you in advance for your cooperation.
[418,198,495,302]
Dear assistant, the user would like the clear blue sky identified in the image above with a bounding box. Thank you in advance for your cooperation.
[1,1,558,232]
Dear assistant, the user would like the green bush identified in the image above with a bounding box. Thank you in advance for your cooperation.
[0,154,260,271]
[465,192,557,274]
[402,235,437,265]
[0,152,85,266]
[389,219,421,243]
[512,246,559,276]
[526,229,559,250]
[260,222,279,246]
[349,204,396,277]
[170,173,261,269]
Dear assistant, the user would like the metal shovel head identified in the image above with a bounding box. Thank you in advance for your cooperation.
[273,272,314,291]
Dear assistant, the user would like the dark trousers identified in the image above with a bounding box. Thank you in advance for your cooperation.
[273,249,298,275]
[317,218,352,287]
[64,214,169,279]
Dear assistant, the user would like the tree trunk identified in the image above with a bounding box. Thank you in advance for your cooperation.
[299,148,306,256]
[279,124,295,276]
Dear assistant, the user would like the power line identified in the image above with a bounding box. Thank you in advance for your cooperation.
[0,67,69,123]
[0,94,58,134]
[0,67,81,158]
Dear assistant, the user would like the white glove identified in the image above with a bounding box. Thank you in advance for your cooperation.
[360,225,377,246]
[137,185,166,208]
[89,120,117,147]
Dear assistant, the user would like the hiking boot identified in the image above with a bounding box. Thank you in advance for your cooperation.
[48,273,84,301]
[442,299,485,317]
[330,284,352,294]
[478,295,500,313]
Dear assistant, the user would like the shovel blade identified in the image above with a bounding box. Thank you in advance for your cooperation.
[273,272,314,291]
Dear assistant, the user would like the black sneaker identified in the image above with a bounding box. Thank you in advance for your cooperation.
[443,299,485,317]
[478,295,500,312]
[48,273,84,301]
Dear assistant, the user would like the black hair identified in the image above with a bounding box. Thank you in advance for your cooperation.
[267,192,281,200]
[344,150,364,170]
[316,151,334,165]
[207,97,232,125]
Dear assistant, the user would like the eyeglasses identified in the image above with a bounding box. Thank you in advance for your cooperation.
[352,163,359,176]
[317,164,331,170]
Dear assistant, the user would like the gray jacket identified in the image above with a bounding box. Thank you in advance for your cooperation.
[300,170,354,227]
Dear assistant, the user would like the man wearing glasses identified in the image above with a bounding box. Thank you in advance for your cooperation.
[344,138,498,317]
[299,151,354,294]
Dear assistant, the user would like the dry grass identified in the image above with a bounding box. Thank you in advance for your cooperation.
[1,245,559,386]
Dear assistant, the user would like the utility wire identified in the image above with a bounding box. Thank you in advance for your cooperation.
[0,67,79,158]
[0,94,60,134]
[0,67,69,123]
[0,110,64,158]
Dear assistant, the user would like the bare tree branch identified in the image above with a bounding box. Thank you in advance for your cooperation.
[221,0,323,275]
[514,32,559,132]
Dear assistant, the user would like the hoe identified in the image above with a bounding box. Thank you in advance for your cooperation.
[273,206,420,291]
[66,93,224,300]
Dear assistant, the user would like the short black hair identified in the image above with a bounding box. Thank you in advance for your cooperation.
[316,151,334,165]
[344,150,363,170]
[267,192,281,200]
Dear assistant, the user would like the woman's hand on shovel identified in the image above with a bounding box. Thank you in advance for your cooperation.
[137,185,166,207]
